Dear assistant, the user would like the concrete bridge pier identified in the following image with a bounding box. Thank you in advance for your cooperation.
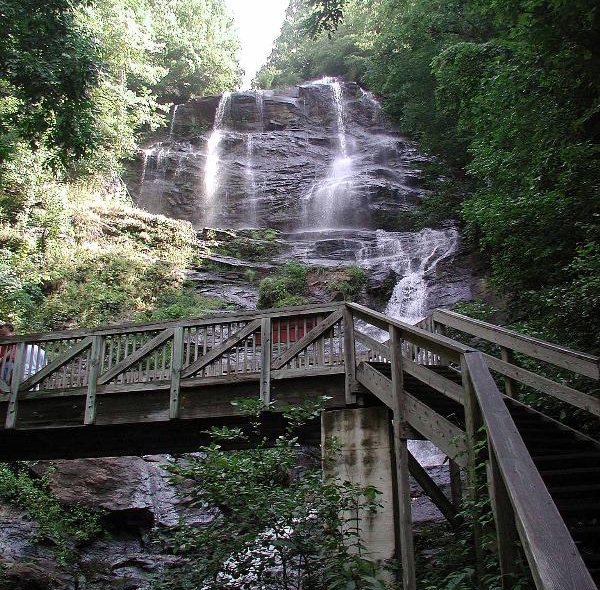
[321,406,399,569]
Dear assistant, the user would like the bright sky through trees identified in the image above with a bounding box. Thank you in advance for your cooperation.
[225,0,289,88]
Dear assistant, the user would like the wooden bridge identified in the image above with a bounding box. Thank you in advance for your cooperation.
[1,302,599,590]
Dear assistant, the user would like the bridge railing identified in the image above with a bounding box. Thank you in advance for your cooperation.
[428,309,600,417]
[0,303,345,426]
[346,302,597,590]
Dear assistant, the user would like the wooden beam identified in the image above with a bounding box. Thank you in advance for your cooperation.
[464,351,596,590]
[272,310,342,371]
[390,325,416,590]
[181,320,260,379]
[98,329,174,385]
[354,329,390,360]
[407,449,459,528]
[356,362,393,408]
[169,327,184,419]
[449,459,463,506]
[483,353,600,417]
[347,302,469,362]
[5,343,25,429]
[402,357,464,404]
[435,309,600,379]
[343,307,357,404]
[260,317,271,404]
[19,336,93,392]
[487,447,522,589]
[500,347,516,397]
[84,336,102,425]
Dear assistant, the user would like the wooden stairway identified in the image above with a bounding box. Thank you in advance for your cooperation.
[366,361,600,586]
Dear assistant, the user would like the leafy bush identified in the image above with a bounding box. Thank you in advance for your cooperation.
[0,463,103,564]
[257,262,310,309]
[327,265,368,301]
[154,398,391,590]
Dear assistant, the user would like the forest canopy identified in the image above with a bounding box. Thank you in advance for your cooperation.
[257,0,600,351]
[0,0,240,331]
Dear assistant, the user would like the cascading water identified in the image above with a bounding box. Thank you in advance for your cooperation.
[305,77,355,228]
[169,104,181,139]
[358,228,459,324]
[132,79,471,319]
[245,134,257,227]
[255,90,265,132]
[204,91,231,224]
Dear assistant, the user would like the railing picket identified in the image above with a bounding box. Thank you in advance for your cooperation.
[84,336,102,425]
[5,343,25,429]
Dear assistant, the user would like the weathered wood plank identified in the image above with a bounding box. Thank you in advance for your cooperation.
[181,320,260,379]
[347,303,467,362]
[272,365,344,380]
[5,343,25,429]
[403,358,464,404]
[98,329,173,385]
[464,351,596,590]
[354,329,390,360]
[435,309,600,379]
[19,337,93,392]
[343,308,356,404]
[84,336,102,425]
[260,317,271,404]
[407,449,459,528]
[272,310,342,370]
[356,362,393,408]
[169,327,184,419]
[390,325,416,590]
[483,353,600,417]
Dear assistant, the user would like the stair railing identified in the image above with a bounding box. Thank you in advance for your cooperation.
[346,302,597,590]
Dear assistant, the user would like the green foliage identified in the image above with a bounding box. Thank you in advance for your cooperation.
[212,229,281,261]
[257,261,310,309]
[0,462,103,563]
[154,398,391,590]
[327,265,368,301]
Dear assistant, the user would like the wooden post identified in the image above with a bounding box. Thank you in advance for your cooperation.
[500,347,516,397]
[5,342,25,429]
[461,352,485,577]
[449,459,463,507]
[343,306,357,404]
[260,317,271,405]
[84,336,102,425]
[488,447,522,589]
[390,324,416,590]
[169,327,184,419]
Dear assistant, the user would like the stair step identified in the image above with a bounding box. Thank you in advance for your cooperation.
[539,467,600,485]
[534,452,600,469]
[549,483,600,499]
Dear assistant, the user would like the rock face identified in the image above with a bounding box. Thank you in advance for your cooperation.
[131,78,474,320]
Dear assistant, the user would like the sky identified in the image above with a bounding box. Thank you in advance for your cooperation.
[225,0,290,89]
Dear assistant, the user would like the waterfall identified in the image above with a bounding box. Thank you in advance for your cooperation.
[359,89,381,123]
[138,145,169,214]
[358,228,460,324]
[255,90,265,132]
[169,104,181,139]
[204,92,231,223]
[245,134,257,227]
[306,77,354,228]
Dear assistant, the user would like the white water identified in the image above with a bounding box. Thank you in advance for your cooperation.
[306,77,354,228]
[255,89,265,132]
[204,92,231,223]
[245,134,257,227]
[169,104,181,139]
[358,228,459,324]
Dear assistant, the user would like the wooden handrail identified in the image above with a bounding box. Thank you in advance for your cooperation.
[463,351,596,589]
[434,309,600,379]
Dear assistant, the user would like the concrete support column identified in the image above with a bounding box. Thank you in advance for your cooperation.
[321,406,397,565]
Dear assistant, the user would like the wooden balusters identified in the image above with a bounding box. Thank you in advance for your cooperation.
[84,336,102,425]
[5,342,25,429]
[260,317,271,404]
[500,346,516,397]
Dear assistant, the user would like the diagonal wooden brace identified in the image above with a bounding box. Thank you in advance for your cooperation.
[271,310,342,371]
[98,328,174,385]
[181,319,261,379]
